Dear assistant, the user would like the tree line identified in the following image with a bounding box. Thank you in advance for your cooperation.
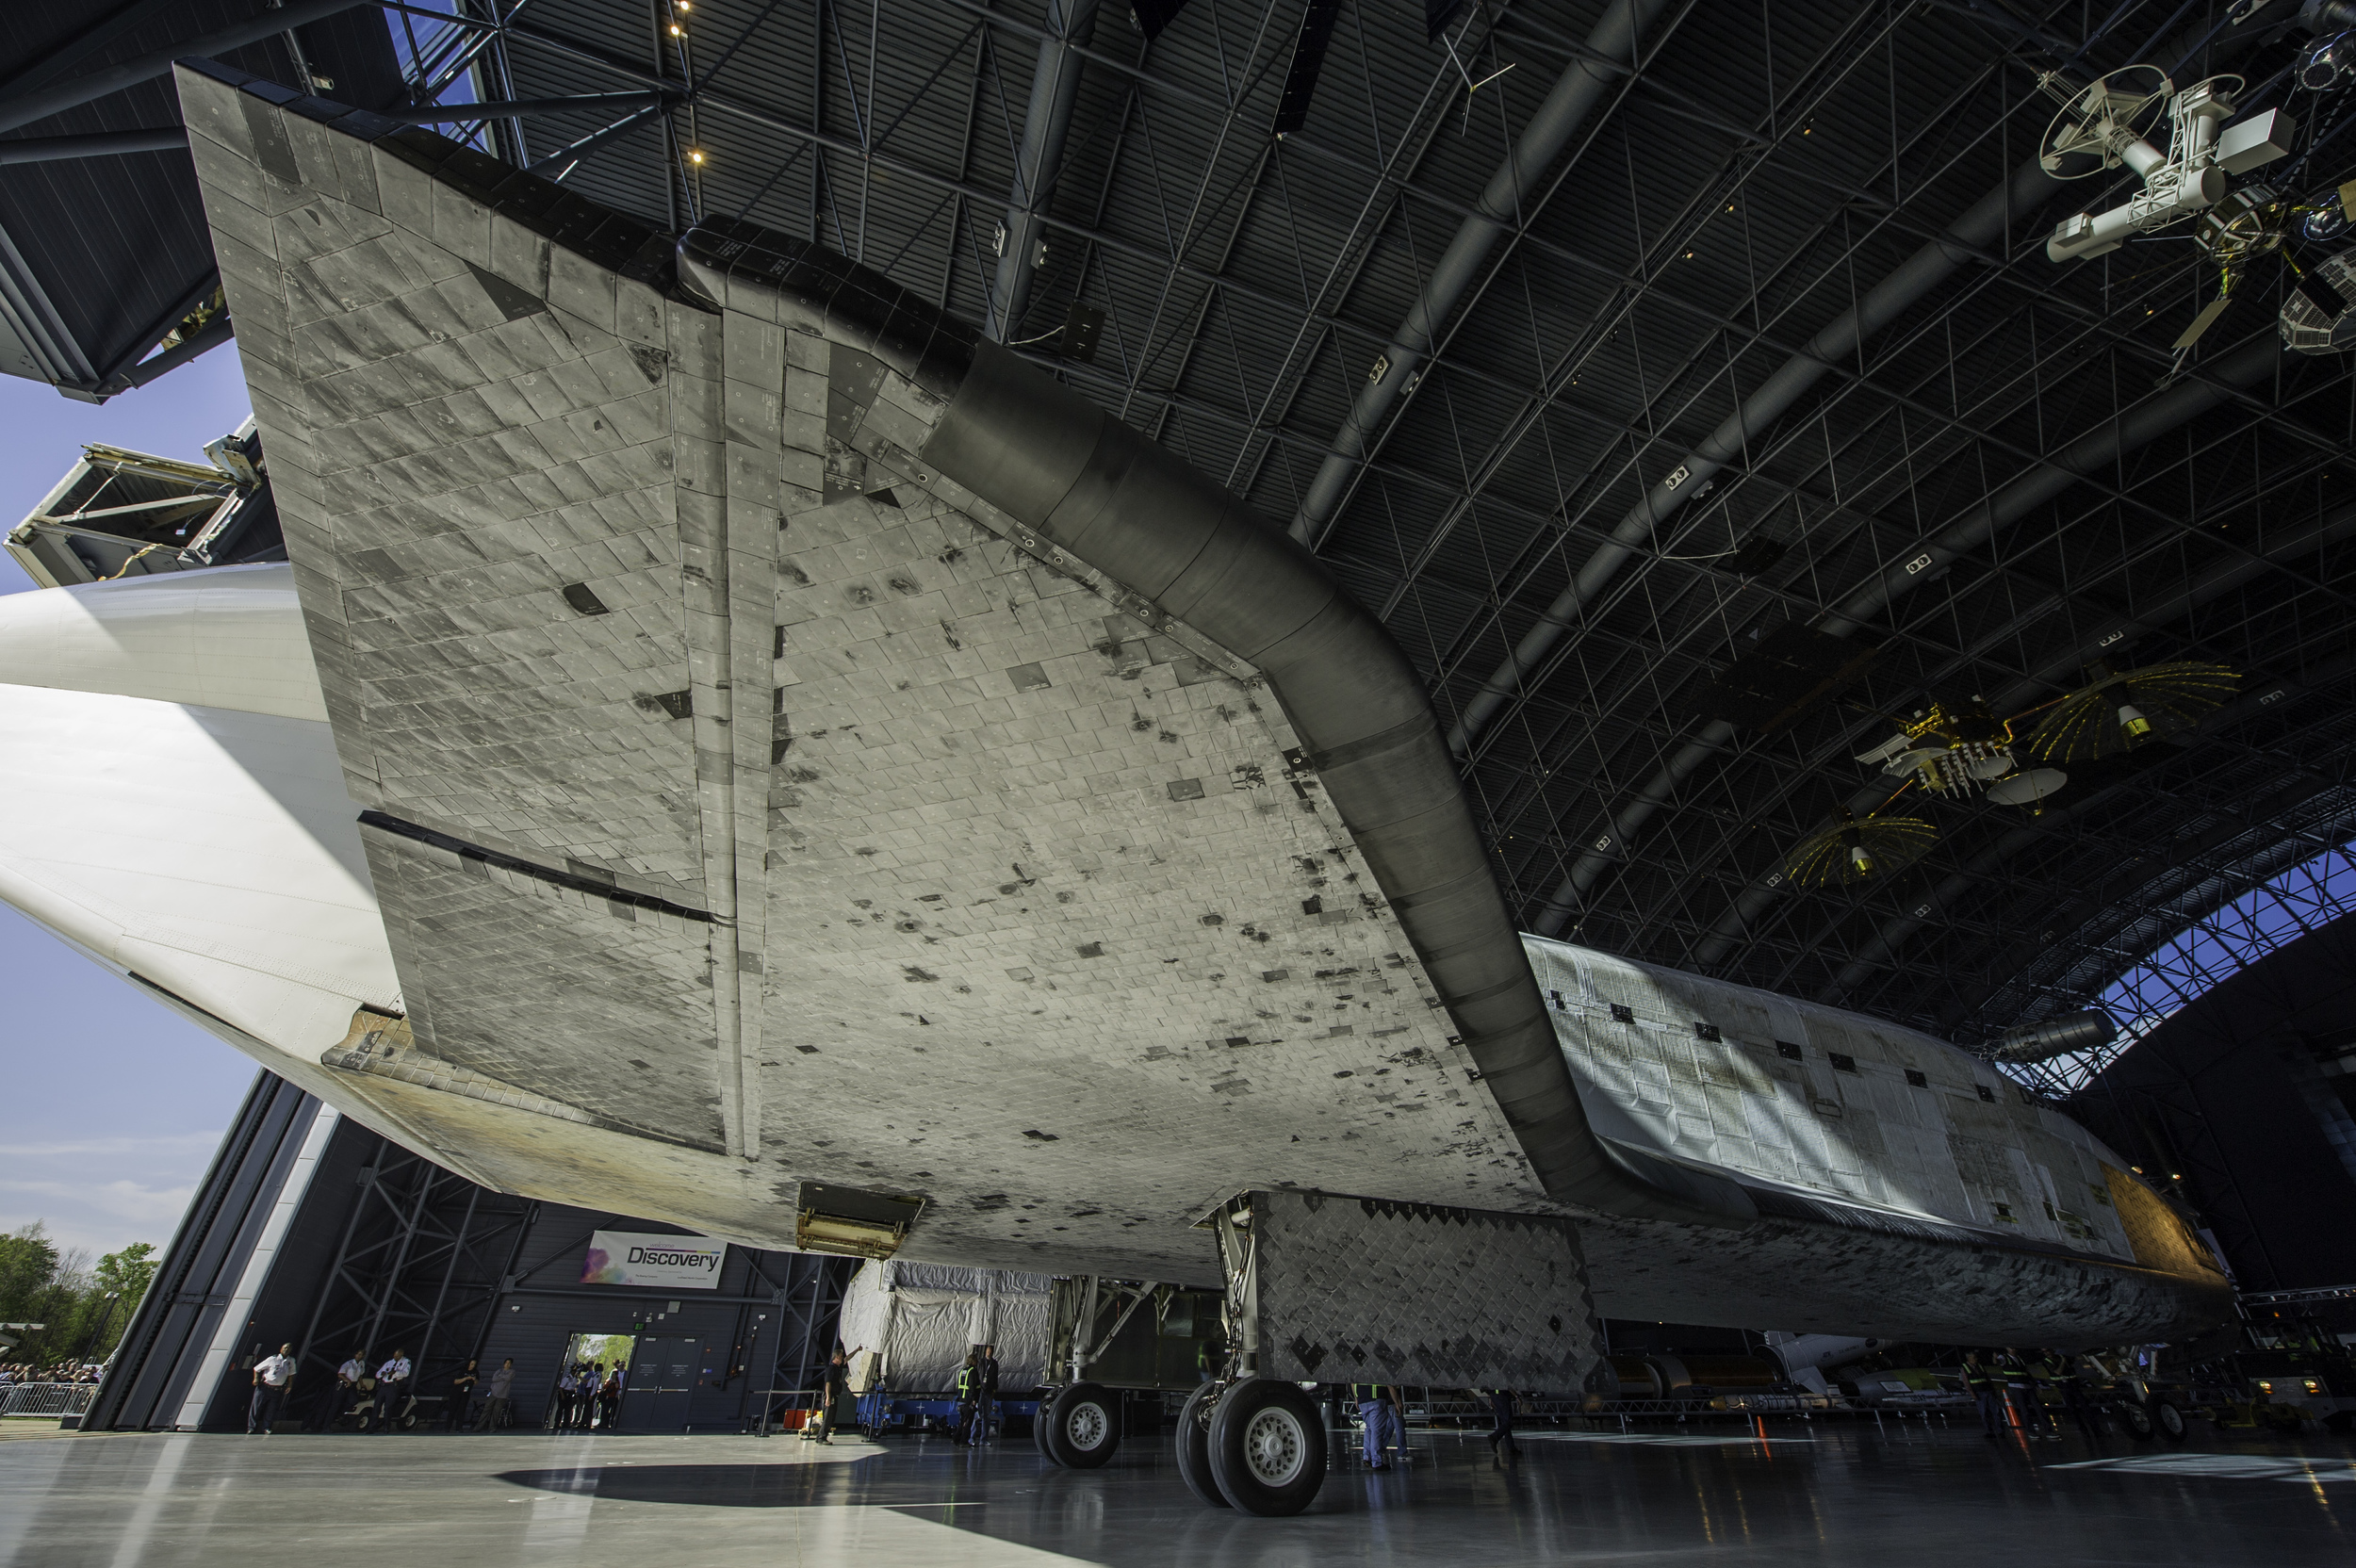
[0,1223,158,1372]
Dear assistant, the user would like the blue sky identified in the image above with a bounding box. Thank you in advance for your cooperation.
[0,346,262,1262]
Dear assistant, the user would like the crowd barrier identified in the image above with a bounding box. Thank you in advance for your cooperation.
[0,1383,99,1417]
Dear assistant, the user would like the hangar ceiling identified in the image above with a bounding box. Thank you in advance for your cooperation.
[8,0,2356,1058]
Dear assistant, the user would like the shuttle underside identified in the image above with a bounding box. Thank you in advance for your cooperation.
[0,63,2233,1355]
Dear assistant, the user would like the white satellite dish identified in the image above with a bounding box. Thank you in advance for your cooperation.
[1986,768,2069,808]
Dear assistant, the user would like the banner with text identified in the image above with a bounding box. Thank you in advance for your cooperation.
[581,1231,725,1290]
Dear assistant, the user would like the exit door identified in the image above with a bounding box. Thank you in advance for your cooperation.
[625,1337,697,1430]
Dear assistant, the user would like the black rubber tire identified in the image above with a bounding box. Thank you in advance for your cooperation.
[2119,1399,2155,1440]
[2151,1396,2188,1443]
[1034,1392,1062,1464]
[1207,1378,1326,1517]
[1175,1383,1228,1508]
[1042,1382,1121,1469]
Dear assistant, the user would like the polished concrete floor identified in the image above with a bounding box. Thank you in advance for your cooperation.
[2,1416,2349,1566]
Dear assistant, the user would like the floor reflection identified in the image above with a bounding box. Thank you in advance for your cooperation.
[0,1421,2349,1567]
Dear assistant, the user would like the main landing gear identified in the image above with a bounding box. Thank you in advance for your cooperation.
[1047,1187,1604,1521]
[1186,1377,1327,1515]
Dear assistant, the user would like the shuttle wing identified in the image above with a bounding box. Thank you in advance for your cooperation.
[172,57,1750,1282]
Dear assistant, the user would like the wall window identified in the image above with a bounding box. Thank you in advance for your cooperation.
[2005,837,2356,1093]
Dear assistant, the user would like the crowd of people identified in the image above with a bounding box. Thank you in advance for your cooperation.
[0,1363,104,1385]
[547,1360,625,1430]
[237,1347,529,1434]
[232,1345,656,1434]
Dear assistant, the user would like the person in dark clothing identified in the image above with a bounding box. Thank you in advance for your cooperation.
[812,1348,850,1444]
[1352,1382,1403,1469]
[969,1344,1000,1446]
[1484,1387,1519,1460]
[599,1364,624,1430]
[2000,1348,2053,1438]
[477,1359,516,1430]
[2053,1353,2104,1441]
[316,1349,367,1431]
[1964,1353,2006,1439]
[446,1361,480,1430]
[578,1364,602,1430]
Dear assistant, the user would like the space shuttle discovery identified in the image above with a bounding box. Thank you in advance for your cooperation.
[0,64,2227,1501]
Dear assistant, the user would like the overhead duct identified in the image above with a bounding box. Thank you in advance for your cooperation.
[983,0,1100,343]
[1285,0,1673,545]
[1993,1010,2118,1064]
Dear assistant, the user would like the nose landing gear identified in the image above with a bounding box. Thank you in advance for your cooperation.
[1039,1381,1121,1468]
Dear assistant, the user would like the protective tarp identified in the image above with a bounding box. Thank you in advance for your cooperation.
[836,1261,1054,1394]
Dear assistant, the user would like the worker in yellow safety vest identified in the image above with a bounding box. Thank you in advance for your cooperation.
[954,1348,978,1443]
[1963,1352,2005,1440]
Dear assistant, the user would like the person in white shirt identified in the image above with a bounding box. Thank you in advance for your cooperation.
[375,1348,413,1432]
[314,1349,366,1430]
[248,1344,297,1435]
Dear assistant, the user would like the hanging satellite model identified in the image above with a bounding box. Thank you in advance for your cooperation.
[1852,697,2018,796]
[2038,67,2294,263]
[1790,658,2240,879]
[2166,180,2354,351]
[2021,660,2238,762]
[1984,768,2070,809]
[1782,808,1938,889]
[1992,1009,2119,1065]
[2281,243,2356,352]
[2030,60,2356,358]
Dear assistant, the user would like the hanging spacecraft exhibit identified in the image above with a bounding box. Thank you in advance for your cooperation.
[0,56,2244,1515]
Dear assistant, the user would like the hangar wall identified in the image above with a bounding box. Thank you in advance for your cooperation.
[90,1070,854,1433]
[2074,910,2356,1294]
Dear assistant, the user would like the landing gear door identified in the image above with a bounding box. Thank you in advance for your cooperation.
[1237,1189,1605,1393]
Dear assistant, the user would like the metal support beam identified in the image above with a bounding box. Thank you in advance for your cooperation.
[982,0,1097,343]
[0,127,188,165]
[0,0,182,105]
[0,0,374,137]
[386,91,669,123]
[522,100,668,178]
[1284,0,1669,544]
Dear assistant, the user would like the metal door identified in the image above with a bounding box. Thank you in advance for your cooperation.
[623,1336,695,1430]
